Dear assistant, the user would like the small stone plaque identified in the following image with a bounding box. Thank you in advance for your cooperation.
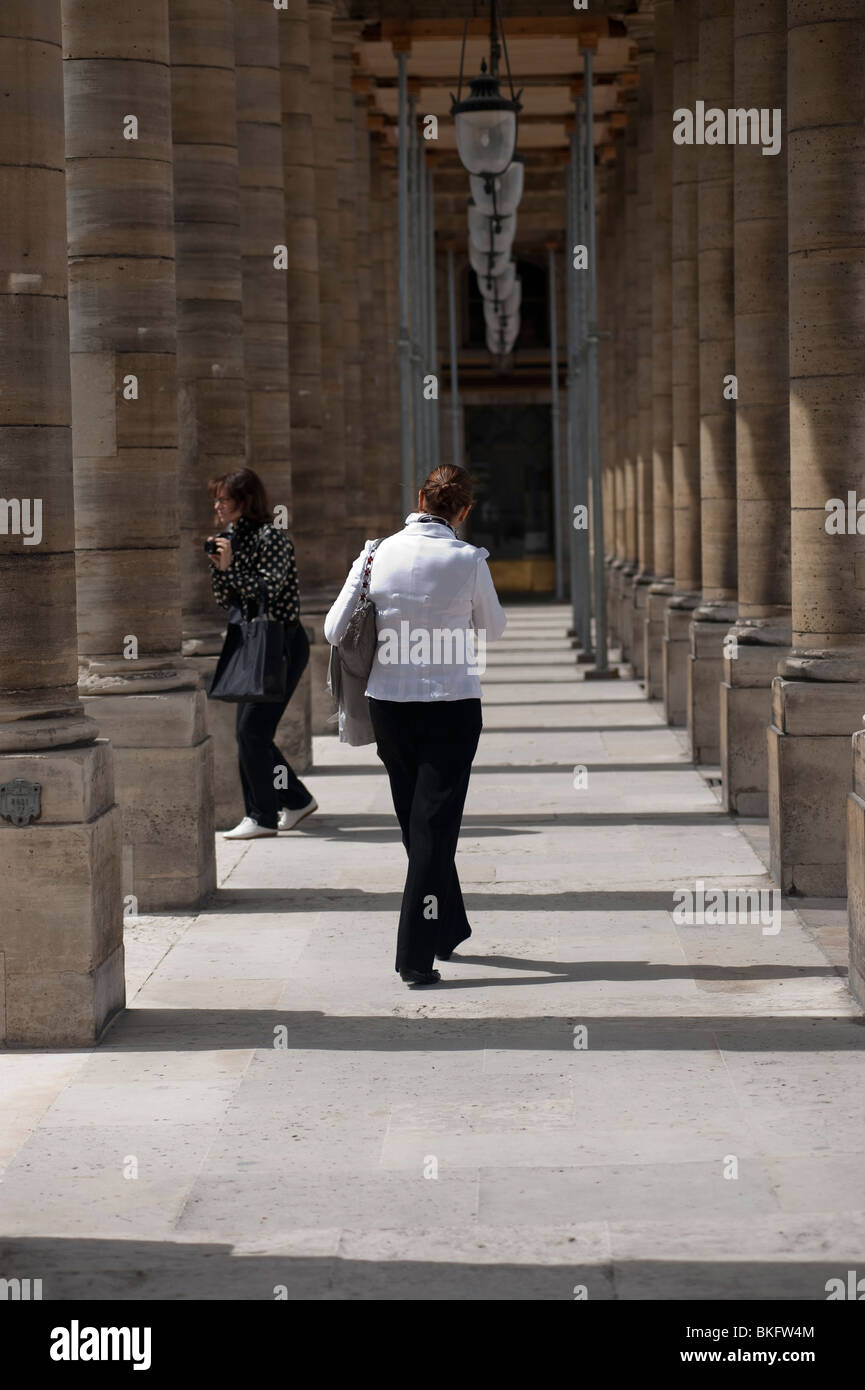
[0,778,42,826]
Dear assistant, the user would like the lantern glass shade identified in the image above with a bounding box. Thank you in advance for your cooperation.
[483,303,507,332]
[486,319,519,354]
[468,203,516,255]
[477,262,516,302]
[500,280,522,317]
[470,160,524,216]
[455,106,517,177]
[484,298,517,330]
[469,241,509,282]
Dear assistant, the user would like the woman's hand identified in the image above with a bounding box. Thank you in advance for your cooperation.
[208,537,233,571]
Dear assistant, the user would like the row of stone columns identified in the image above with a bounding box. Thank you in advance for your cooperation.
[0,0,405,1042]
[1,0,125,1042]
[600,0,865,1001]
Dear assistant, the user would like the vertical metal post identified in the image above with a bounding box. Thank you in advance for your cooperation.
[548,244,564,600]
[417,135,430,483]
[397,51,413,517]
[565,138,578,635]
[446,246,462,468]
[409,96,424,489]
[427,162,439,470]
[574,100,593,654]
[567,130,590,649]
[584,48,608,672]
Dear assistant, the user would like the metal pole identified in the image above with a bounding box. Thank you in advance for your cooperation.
[397,51,413,517]
[573,98,593,655]
[584,48,608,672]
[446,246,462,468]
[567,132,590,648]
[427,162,439,470]
[417,139,430,483]
[547,244,564,600]
[565,137,578,637]
[409,97,424,489]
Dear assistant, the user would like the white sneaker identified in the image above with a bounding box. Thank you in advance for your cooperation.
[223,817,277,840]
[278,798,318,831]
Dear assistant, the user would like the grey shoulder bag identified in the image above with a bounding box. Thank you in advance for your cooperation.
[326,539,381,746]
[337,539,381,678]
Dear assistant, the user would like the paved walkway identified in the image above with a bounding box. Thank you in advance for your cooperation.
[2,604,865,1300]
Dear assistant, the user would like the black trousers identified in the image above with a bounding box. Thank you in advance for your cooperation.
[369,696,482,973]
[236,623,313,829]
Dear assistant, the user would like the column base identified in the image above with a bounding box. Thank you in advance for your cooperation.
[0,738,125,1045]
[81,688,216,911]
[618,564,638,661]
[630,575,652,681]
[644,580,674,700]
[687,605,738,766]
[768,675,865,896]
[605,557,618,643]
[663,593,700,727]
[720,622,791,817]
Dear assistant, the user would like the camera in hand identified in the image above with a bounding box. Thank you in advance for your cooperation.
[204,531,232,555]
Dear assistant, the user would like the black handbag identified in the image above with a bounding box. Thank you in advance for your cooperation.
[209,608,288,703]
[208,537,289,703]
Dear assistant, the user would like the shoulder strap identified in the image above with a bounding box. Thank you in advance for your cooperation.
[251,523,279,620]
[358,538,381,605]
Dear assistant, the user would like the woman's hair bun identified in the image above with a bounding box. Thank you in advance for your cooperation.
[420,465,473,521]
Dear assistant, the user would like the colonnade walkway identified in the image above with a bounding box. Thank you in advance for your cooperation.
[2,604,864,1300]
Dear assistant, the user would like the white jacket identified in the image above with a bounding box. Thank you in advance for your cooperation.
[324,513,507,702]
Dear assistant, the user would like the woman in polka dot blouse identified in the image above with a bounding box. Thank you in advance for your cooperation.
[207,468,317,840]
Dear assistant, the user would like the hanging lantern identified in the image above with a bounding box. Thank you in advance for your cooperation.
[470,159,524,217]
[450,1,522,178]
[469,241,510,284]
[499,279,522,317]
[477,261,517,302]
[483,300,514,333]
[468,202,516,254]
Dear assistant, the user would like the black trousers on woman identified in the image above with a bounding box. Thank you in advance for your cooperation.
[236,623,313,829]
[369,696,482,973]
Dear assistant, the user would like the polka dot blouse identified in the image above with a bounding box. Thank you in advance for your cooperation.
[210,515,301,625]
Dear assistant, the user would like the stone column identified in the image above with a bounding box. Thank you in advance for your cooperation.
[0,0,124,1043]
[309,0,346,560]
[665,0,702,726]
[235,0,311,826]
[64,0,215,904]
[720,0,790,815]
[307,0,348,731]
[633,51,655,681]
[770,4,865,902]
[279,0,331,732]
[169,0,249,822]
[170,0,246,654]
[646,0,675,699]
[688,0,738,766]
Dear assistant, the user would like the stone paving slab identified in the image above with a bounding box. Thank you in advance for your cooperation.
[0,602,863,1300]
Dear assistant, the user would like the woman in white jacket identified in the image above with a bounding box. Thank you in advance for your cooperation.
[325,465,507,986]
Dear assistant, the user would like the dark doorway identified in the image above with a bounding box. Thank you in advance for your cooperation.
[464,403,554,592]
